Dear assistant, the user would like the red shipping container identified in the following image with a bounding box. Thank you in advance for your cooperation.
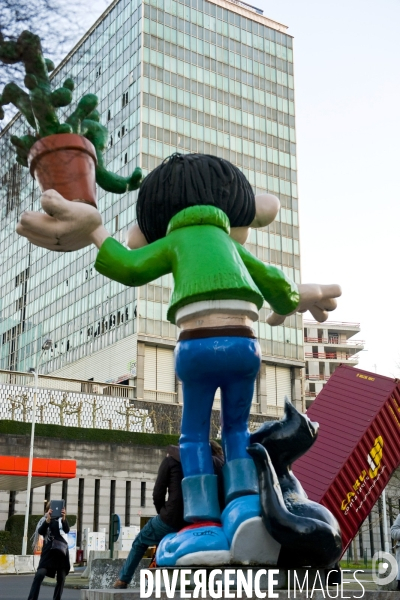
[294,364,400,554]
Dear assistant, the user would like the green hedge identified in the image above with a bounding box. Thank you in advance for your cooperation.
[0,420,179,447]
[3,514,76,556]
[0,530,10,554]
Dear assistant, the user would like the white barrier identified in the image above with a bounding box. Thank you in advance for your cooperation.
[0,552,76,575]
[14,554,35,573]
[0,554,15,574]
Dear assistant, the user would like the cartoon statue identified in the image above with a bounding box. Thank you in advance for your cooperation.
[16,153,341,564]
[248,400,342,567]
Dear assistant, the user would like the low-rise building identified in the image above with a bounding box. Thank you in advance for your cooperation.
[303,320,364,408]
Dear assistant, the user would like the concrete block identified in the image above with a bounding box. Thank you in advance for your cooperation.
[89,558,150,589]
[0,554,15,574]
[82,551,110,579]
[15,554,35,573]
[34,554,41,570]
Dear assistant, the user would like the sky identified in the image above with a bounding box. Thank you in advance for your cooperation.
[252,0,400,378]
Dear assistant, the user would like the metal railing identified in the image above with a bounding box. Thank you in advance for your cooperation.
[213,398,265,415]
[265,405,285,418]
[303,320,360,328]
[305,352,359,361]
[0,369,136,399]
[304,337,364,346]
[305,374,330,381]
[0,369,286,432]
[143,390,178,403]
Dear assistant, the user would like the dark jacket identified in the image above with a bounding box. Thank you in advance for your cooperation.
[152,445,225,530]
[212,454,225,510]
[37,518,70,577]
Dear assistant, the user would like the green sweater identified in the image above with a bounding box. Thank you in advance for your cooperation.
[94,205,300,324]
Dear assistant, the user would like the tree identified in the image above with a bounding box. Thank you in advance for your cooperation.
[0,0,110,125]
[116,401,154,433]
[84,396,102,429]
[0,25,142,190]
[49,391,75,426]
[7,392,31,421]
[65,399,83,428]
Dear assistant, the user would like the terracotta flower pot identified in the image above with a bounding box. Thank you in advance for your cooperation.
[28,133,98,207]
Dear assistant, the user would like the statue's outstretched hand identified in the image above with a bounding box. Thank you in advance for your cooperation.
[267,283,342,326]
[16,189,109,251]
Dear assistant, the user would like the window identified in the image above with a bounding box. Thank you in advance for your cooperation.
[328,332,339,344]
[77,478,84,547]
[92,479,100,532]
[62,480,68,508]
[125,481,131,526]
[45,484,51,507]
[110,480,116,517]
[140,482,146,507]
[2,163,22,215]
[8,491,16,519]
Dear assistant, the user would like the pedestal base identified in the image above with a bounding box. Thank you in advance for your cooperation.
[81,590,393,600]
[83,566,330,597]
[82,563,388,599]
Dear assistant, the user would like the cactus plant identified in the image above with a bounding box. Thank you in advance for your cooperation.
[0,30,142,193]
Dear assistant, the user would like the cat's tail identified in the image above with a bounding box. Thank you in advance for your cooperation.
[247,442,342,568]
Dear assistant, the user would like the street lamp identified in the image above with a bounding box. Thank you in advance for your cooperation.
[21,338,52,556]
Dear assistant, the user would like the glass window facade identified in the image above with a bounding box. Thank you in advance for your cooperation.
[0,0,302,376]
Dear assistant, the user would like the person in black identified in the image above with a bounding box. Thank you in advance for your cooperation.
[113,441,224,589]
[27,503,70,600]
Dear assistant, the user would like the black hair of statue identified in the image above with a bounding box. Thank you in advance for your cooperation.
[136,153,256,243]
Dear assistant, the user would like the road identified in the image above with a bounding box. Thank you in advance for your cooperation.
[0,574,81,600]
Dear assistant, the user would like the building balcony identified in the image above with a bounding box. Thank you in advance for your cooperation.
[305,352,359,362]
[304,337,364,349]
[344,356,360,364]
[303,320,361,337]
[304,320,360,328]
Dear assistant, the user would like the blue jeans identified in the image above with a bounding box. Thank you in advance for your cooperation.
[175,336,261,477]
[119,515,177,583]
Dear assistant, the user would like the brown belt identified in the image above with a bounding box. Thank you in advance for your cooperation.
[178,325,256,342]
